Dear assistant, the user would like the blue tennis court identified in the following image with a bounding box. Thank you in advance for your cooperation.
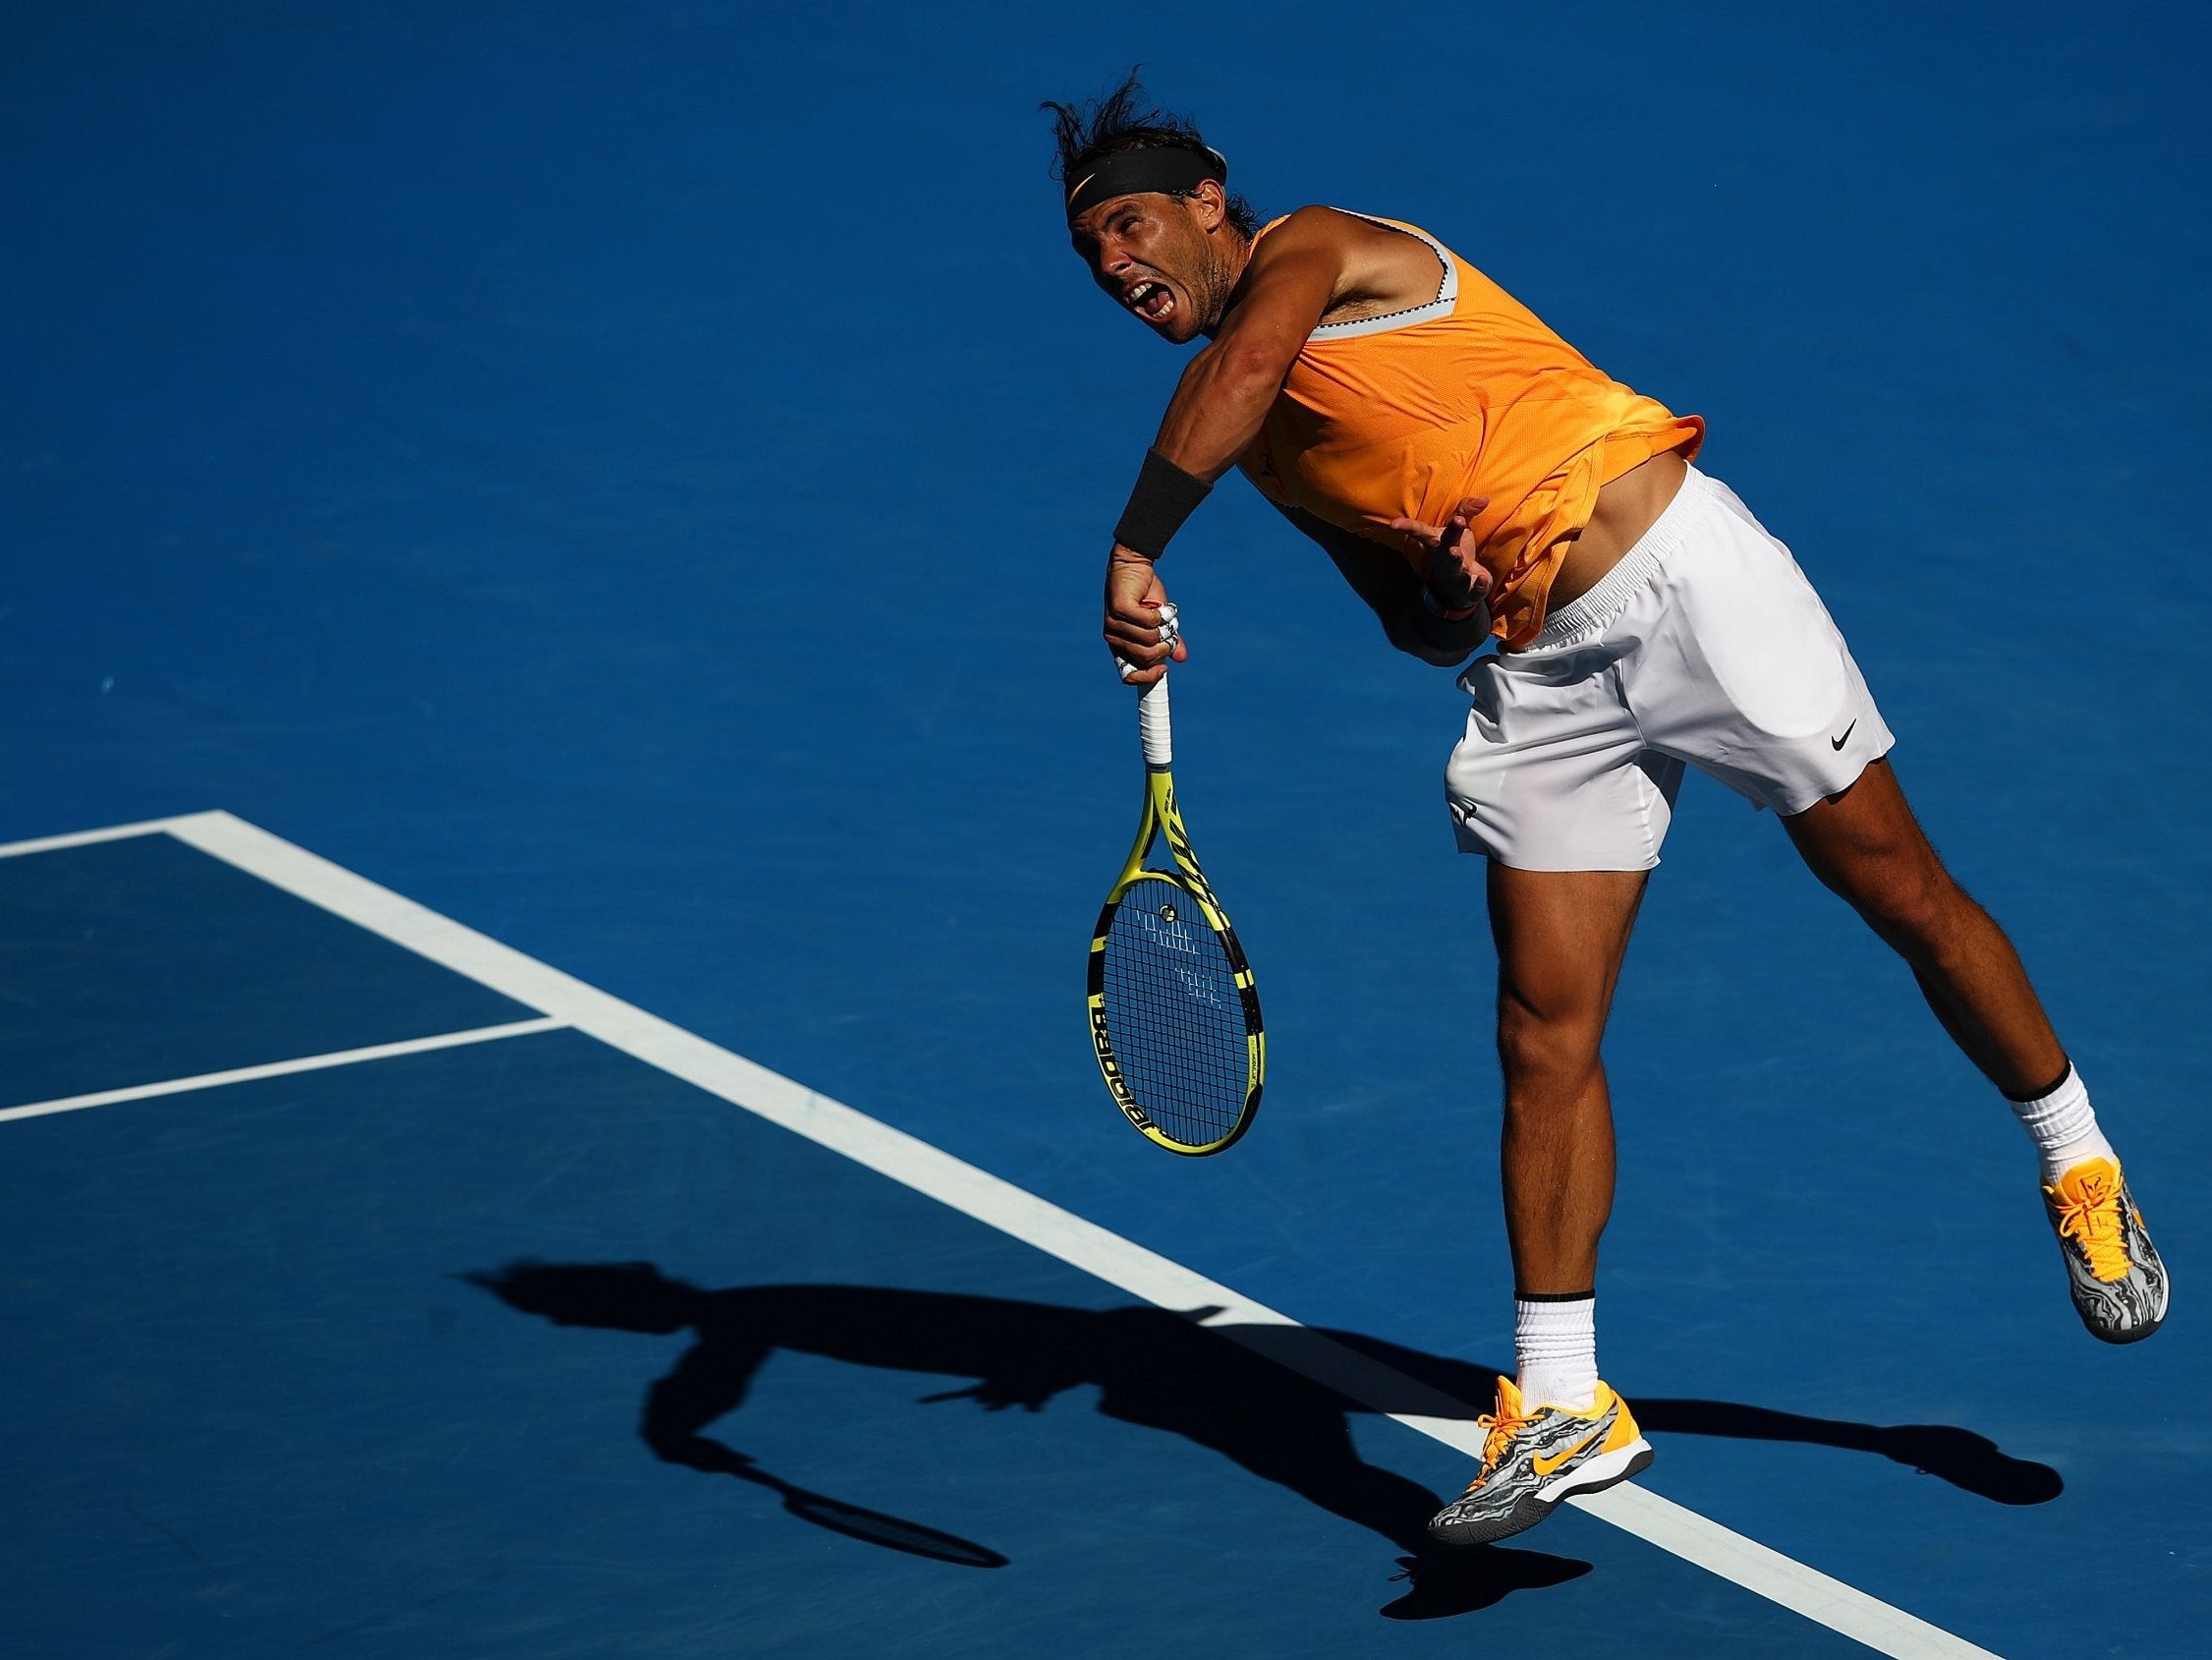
[5,4,2207,1656]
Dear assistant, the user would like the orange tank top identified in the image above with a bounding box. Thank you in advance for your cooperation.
[1240,213,1702,648]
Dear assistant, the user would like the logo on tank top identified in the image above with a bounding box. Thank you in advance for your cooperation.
[1246,445,1284,500]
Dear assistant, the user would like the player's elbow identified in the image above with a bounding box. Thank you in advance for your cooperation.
[1194,339,1292,407]
[1225,345,1294,404]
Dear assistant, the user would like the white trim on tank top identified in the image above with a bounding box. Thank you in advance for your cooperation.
[1306,211,1457,339]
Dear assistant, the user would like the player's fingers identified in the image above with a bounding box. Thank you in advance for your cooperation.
[1107,591,1169,628]
[1114,652,1166,685]
[1426,543,1486,608]
[1430,535,1494,596]
[1388,514,1447,544]
[1107,599,1180,669]
[1106,637,1176,691]
[1105,615,1173,655]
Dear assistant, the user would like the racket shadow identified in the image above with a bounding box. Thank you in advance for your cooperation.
[726,1458,1006,1568]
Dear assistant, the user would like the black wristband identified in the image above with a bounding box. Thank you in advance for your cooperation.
[1112,449,1213,560]
[1420,583,1485,624]
[1408,591,1492,658]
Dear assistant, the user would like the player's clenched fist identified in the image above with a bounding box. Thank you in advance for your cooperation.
[1104,549,1187,685]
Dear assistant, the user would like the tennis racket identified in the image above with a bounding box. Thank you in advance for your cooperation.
[1087,604,1265,1154]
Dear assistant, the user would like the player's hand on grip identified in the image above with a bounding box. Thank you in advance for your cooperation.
[1388,495,1495,615]
[1105,548,1188,685]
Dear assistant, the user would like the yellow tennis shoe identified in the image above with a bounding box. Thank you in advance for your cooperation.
[2044,1157,2168,1344]
[1426,1376,1653,1547]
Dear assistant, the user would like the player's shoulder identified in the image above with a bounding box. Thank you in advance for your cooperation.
[1248,206,1400,285]
[1257,205,1434,264]
[1266,203,1385,243]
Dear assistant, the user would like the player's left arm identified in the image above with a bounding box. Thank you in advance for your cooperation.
[1261,495,1494,666]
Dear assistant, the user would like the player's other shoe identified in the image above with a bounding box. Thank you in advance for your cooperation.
[1427,1377,1653,1547]
[2044,1157,2168,1344]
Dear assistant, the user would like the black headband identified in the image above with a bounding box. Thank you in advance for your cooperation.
[1063,144,1227,220]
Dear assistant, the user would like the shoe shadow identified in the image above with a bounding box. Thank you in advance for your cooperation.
[1380,1547,1593,1620]
[462,1262,2060,1616]
[1635,1400,2062,1505]
[1301,1329,2063,1507]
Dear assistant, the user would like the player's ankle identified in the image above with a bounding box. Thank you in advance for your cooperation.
[1513,1290,1598,1412]
[2039,1132,2118,1185]
[2003,1060,2116,1182]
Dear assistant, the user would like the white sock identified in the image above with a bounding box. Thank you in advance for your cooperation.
[2006,1060,2115,1182]
[1514,1293,1598,1413]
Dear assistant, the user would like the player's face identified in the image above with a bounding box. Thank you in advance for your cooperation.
[1068,192,1218,344]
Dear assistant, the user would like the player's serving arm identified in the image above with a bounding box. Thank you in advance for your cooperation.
[1047,72,2167,1555]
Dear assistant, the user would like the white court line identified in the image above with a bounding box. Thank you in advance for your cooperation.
[0,1017,567,1124]
[0,815,211,860]
[9,812,1996,1659]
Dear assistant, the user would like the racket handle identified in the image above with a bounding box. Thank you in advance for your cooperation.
[1138,674,1172,769]
[1137,602,1178,769]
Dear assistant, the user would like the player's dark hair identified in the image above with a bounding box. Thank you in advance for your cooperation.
[1041,69,1258,237]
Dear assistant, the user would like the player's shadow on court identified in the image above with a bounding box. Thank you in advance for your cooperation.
[465,1263,2059,1617]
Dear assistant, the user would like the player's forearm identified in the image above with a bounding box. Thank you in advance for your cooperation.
[1106,352,1278,566]
[1352,567,1446,662]
[1282,501,1485,667]
[1369,578,1474,664]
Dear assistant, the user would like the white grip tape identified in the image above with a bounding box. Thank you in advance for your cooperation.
[1138,674,1172,768]
[1137,602,1178,769]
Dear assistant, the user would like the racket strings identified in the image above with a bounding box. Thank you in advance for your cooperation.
[1098,876,1253,1148]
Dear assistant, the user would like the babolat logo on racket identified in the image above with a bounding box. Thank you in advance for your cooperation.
[1089,1005,1153,1128]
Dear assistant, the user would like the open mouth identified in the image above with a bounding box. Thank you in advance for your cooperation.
[1125,278,1176,324]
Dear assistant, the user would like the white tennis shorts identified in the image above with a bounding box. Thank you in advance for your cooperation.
[1446,466,1894,871]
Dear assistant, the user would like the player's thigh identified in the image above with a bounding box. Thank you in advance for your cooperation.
[1487,863,1650,1033]
[1628,475,1894,814]
[1781,759,1953,937]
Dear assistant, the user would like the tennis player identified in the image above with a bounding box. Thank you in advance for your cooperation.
[1046,75,2168,1548]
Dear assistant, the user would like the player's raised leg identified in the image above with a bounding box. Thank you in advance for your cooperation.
[1429,865,1655,1546]
[1784,761,2167,1342]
